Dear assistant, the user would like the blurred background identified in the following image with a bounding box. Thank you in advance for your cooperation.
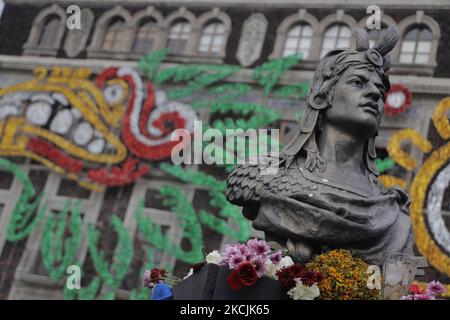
[0,0,449,299]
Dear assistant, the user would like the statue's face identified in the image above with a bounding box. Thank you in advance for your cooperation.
[323,66,385,136]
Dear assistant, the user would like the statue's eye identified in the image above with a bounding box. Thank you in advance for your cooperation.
[351,79,363,87]
[353,80,363,87]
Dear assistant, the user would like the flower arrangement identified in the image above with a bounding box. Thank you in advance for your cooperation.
[400,281,446,300]
[183,238,323,300]
[220,239,279,288]
[276,264,323,300]
[306,249,381,300]
[143,267,181,300]
[143,245,444,301]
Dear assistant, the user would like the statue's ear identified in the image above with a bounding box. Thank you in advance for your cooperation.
[307,92,328,110]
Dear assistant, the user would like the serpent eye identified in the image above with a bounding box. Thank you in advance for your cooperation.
[104,80,128,105]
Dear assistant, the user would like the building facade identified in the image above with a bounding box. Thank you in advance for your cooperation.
[0,0,449,299]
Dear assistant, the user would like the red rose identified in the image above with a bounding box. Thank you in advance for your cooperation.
[276,264,305,289]
[150,268,163,281]
[409,284,425,294]
[299,269,323,287]
[227,262,258,290]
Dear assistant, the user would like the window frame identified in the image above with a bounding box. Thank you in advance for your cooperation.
[271,9,319,64]
[87,6,133,60]
[193,8,232,61]
[128,6,165,60]
[23,4,67,57]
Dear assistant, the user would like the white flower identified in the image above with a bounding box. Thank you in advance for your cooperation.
[205,250,222,265]
[287,279,320,300]
[264,260,278,279]
[183,268,193,280]
[276,256,294,271]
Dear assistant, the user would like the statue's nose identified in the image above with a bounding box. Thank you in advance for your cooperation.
[365,83,381,102]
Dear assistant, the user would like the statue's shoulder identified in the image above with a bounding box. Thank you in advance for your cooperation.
[225,156,307,208]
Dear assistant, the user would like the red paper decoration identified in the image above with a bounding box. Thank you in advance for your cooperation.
[26,138,84,173]
[384,84,412,116]
[87,158,149,186]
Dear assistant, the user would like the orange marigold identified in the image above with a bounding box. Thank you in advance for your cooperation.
[306,249,381,300]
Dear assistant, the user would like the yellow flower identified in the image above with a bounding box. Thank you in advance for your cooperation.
[306,249,381,300]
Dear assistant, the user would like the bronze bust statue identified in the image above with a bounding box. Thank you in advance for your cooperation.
[226,26,414,265]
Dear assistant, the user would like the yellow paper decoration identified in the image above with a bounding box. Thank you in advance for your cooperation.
[410,141,450,278]
[379,175,407,190]
[432,97,450,140]
[387,128,432,171]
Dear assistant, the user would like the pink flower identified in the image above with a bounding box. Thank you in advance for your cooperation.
[270,251,282,265]
[247,238,270,257]
[229,252,246,269]
[253,257,267,277]
[221,244,239,266]
[414,293,435,300]
[143,270,152,287]
[427,281,446,296]
[237,244,248,255]
[237,245,256,262]
[400,295,414,300]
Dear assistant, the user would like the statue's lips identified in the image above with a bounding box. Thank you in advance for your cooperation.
[359,101,379,116]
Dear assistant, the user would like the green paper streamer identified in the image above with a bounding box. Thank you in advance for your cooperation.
[164,65,241,100]
[138,48,170,81]
[40,200,82,282]
[87,215,133,289]
[63,275,101,300]
[159,164,250,241]
[252,54,302,96]
[135,185,204,264]
[0,157,47,241]
[273,82,310,99]
[375,156,396,173]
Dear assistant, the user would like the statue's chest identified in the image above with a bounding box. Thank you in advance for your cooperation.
[264,162,379,199]
[265,165,319,195]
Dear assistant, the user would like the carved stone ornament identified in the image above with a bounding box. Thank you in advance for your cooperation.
[64,9,95,58]
[236,13,268,67]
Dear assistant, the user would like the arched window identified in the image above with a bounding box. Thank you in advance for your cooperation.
[102,18,128,51]
[320,23,351,58]
[133,19,158,54]
[198,20,226,54]
[283,23,313,59]
[168,19,191,54]
[38,16,61,48]
[399,25,433,64]
[23,5,67,56]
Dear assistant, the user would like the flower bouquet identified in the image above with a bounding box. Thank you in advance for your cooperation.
[170,238,324,300]
[144,241,444,300]
[400,281,446,300]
